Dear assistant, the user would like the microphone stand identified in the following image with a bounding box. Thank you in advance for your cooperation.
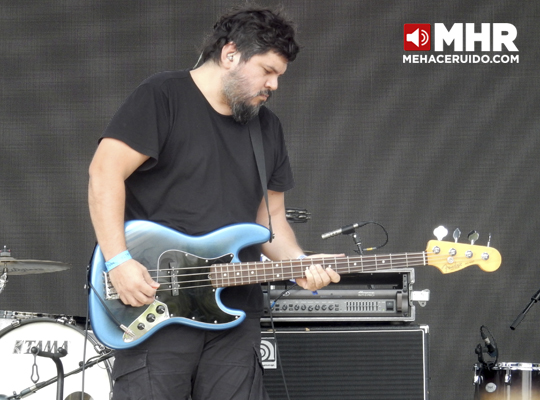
[351,231,364,255]
[510,288,540,330]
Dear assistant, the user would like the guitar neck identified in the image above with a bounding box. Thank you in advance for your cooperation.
[210,251,427,288]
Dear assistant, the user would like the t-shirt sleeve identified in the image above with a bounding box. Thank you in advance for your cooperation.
[260,107,295,192]
[101,74,171,169]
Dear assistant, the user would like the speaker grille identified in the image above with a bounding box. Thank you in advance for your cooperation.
[262,325,429,400]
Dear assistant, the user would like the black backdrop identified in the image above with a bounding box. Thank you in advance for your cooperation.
[1,1,539,399]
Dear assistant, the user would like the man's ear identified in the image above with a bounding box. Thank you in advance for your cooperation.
[221,42,238,67]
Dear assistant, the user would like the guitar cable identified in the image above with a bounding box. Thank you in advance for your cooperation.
[80,291,90,400]
[82,249,117,400]
[264,282,301,400]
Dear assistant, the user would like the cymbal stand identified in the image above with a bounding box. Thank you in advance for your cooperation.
[0,268,7,295]
[0,246,10,295]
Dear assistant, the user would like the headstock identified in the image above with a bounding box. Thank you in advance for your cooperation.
[426,226,501,273]
[426,240,501,273]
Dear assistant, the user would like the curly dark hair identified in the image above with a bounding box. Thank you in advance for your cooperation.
[199,5,300,65]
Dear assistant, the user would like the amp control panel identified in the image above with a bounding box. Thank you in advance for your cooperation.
[261,269,416,323]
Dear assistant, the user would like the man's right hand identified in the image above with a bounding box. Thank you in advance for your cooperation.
[108,259,160,307]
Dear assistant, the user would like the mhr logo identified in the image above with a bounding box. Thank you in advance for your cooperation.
[404,23,518,52]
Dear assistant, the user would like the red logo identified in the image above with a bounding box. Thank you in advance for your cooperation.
[404,24,431,51]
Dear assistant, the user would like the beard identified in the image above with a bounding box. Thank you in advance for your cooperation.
[222,68,272,125]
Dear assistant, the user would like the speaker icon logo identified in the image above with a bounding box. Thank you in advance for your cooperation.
[404,24,431,51]
[260,339,277,369]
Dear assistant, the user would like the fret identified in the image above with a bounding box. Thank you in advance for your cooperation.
[231,262,239,286]
[217,263,224,287]
[271,261,278,281]
[236,262,251,285]
[350,257,358,274]
[289,259,296,279]
[227,262,233,286]
[222,263,229,287]
[249,261,257,284]
[325,257,336,272]
[289,259,295,280]
[240,261,249,285]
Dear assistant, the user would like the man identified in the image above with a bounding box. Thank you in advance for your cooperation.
[88,6,340,400]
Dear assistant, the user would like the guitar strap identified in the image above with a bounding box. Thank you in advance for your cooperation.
[248,115,274,242]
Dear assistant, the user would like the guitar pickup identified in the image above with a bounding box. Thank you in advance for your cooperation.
[169,260,179,297]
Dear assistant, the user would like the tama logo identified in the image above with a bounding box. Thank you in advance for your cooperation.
[404,23,518,52]
[13,339,69,354]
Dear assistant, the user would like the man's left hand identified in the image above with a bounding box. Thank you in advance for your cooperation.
[295,254,342,291]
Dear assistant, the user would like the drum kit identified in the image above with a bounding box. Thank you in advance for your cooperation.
[473,323,540,400]
[0,247,114,400]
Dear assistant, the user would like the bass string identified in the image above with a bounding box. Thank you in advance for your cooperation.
[145,251,475,292]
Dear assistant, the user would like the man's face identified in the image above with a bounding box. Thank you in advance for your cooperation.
[222,51,288,124]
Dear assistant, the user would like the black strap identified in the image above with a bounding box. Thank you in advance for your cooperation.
[248,116,273,242]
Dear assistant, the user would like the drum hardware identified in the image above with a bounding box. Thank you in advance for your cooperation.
[0,318,113,400]
[28,345,68,400]
[475,325,499,368]
[0,268,7,295]
[3,350,115,400]
[511,286,540,330]
[0,311,81,331]
[474,363,540,399]
[471,326,540,399]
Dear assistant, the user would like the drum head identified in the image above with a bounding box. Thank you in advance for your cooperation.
[0,318,112,400]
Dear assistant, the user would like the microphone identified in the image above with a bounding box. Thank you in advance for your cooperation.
[480,327,497,355]
[321,222,367,240]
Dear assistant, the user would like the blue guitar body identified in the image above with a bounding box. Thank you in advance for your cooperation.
[88,220,271,350]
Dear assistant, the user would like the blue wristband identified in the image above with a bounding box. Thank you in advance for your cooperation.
[105,250,132,272]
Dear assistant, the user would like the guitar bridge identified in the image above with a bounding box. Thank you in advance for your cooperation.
[103,271,119,300]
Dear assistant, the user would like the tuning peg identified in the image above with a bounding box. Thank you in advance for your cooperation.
[433,226,448,241]
[468,230,479,245]
[453,228,461,243]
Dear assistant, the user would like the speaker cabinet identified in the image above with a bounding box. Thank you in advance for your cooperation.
[261,324,429,400]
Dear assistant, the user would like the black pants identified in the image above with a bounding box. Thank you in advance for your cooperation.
[111,318,270,400]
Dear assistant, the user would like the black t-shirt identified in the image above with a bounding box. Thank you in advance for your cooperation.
[101,70,295,316]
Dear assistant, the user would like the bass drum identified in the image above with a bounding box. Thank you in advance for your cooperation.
[474,362,540,400]
[0,317,113,400]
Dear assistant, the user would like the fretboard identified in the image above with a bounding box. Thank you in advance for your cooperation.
[210,251,427,288]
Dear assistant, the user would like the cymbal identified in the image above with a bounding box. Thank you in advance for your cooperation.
[0,256,71,275]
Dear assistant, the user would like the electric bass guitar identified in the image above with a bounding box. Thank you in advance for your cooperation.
[88,220,501,350]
